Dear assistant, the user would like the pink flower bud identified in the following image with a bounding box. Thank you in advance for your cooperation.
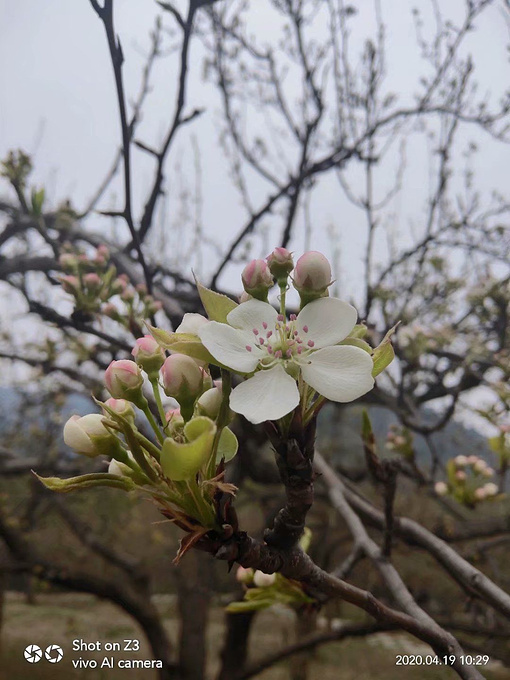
[467,455,478,465]
[63,413,116,457]
[104,397,135,421]
[482,467,495,478]
[253,571,276,587]
[121,288,135,303]
[474,487,486,501]
[434,481,448,496]
[112,277,127,293]
[132,335,165,376]
[60,275,80,295]
[96,244,110,259]
[102,303,119,319]
[105,360,144,401]
[266,247,294,282]
[160,354,204,409]
[236,566,254,584]
[454,455,468,468]
[455,470,467,483]
[241,259,274,300]
[84,272,102,292]
[136,283,148,296]
[294,251,332,294]
[165,407,182,421]
[146,298,163,314]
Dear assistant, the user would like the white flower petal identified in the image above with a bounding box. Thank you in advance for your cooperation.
[229,365,300,424]
[198,321,259,373]
[227,298,278,332]
[297,298,357,348]
[301,345,374,402]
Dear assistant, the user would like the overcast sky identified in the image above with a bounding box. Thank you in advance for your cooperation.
[1,0,509,301]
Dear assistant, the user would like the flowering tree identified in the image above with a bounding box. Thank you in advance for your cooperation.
[1,2,510,680]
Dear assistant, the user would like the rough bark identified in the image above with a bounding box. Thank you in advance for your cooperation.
[217,609,256,680]
[176,549,211,680]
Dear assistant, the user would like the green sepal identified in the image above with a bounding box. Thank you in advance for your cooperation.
[340,337,372,353]
[161,417,216,481]
[349,323,368,339]
[34,472,135,493]
[147,325,216,364]
[372,323,398,377]
[216,427,239,463]
[195,278,238,323]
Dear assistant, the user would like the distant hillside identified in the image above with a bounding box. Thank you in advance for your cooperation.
[317,403,493,473]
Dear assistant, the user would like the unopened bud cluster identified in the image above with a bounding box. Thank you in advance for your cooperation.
[435,455,500,506]
[58,243,162,325]
[386,424,414,459]
[240,247,333,308]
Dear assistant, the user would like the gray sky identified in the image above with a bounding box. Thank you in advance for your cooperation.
[1,0,509,299]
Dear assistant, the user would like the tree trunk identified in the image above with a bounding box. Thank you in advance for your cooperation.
[217,609,256,680]
[176,550,211,680]
[289,608,317,680]
[132,596,179,680]
[0,568,5,655]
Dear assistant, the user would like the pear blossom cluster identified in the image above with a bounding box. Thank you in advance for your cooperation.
[435,455,499,506]
[44,247,393,558]
[45,330,239,540]
[58,243,162,323]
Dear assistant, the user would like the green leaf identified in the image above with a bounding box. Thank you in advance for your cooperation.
[226,599,274,613]
[372,324,398,377]
[196,278,238,323]
[216,427,239,463]
[161,417,216,481]
[34,472,135,493]
[31,187,45,216]
[361,409,374,445]
[299,526,312,553]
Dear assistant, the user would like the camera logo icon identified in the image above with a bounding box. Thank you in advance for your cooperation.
[24,645,43,663]
[45,644,64,663]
